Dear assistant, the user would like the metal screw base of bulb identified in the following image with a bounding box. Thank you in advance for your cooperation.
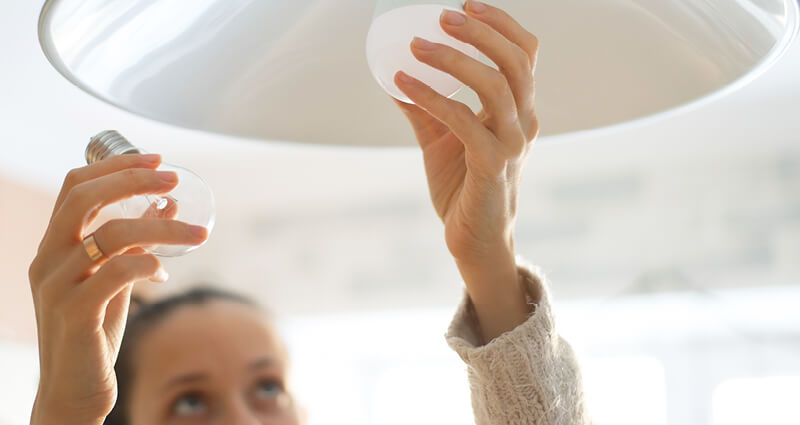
[86,130,141,164]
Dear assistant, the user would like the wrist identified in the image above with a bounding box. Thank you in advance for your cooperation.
[32,392,107,425]
[454,244,520,300]
[450,232,516,264]
[32,408,105,425]
[453,237,516,274]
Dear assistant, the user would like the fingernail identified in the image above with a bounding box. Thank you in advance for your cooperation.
[411,37,438,51]
[140,153,161,164]
[467,0,486,13]
[151,268,169,283]
[442,10,466,26]
[157,171,179,184]
[396,71,415,84]
[188,225,208,241]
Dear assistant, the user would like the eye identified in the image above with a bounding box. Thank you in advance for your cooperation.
[171,392,208,417]
[254,379,283,400]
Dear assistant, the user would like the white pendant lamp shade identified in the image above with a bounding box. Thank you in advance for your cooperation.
[38,0,799,146]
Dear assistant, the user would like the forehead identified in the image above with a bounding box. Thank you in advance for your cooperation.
[133,300,286,382]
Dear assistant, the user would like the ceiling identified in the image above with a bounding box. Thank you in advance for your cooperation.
[1,0,799,321]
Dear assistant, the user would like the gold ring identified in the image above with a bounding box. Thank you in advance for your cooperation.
[82,234,105,262]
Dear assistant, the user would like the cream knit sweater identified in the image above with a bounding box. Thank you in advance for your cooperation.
[446,260,590,425]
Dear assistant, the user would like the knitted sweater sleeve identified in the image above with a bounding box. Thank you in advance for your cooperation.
[446,259,591,425]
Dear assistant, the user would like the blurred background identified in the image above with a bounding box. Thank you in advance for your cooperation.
[2,0,800,424]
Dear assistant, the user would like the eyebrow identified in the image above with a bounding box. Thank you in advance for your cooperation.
[247,357,275,370]
[162,373,209,391]
[162,357,276,391]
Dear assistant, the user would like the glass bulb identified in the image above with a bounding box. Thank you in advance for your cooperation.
[86,130,215,257]
[366,0,479,104]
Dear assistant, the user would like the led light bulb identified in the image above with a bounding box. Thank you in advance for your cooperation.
[366,0,479,104]
[86,130,215,257]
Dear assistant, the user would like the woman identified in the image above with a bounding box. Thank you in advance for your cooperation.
[27,2,589,424]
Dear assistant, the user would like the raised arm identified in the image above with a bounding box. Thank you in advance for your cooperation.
[394,2,590,424]
[393,0,540,343]
[28,154,207,425]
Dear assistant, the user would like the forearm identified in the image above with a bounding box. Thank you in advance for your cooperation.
[454,244,538,344]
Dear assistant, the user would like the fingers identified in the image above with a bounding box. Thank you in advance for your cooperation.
[391,98,451,147]
[37,249,165,330]
[93,218,207,260]
[437,9,535,124]
[50,168,180,244]
[437,4,540,140]
[409,36,524,145]
[394,71,497,156]
[464,1,540,69]
[63,218,207,279]
[74,253,166,319]
[52,154,162,217]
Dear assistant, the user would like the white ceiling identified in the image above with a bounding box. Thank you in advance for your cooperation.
[1,1,799,317]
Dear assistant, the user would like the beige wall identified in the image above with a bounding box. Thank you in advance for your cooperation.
[0,175,54,343]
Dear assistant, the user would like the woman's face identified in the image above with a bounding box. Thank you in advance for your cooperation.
[128,300,304,425]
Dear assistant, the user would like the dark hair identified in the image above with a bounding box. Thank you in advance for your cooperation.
[104,287,259,425]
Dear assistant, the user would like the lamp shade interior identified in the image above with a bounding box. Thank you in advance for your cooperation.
[38,0,799,146]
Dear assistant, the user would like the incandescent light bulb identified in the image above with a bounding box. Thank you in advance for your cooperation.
[366,0,479,104]
[86,130,215,257]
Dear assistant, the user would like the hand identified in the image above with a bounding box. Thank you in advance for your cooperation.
[28,154,208,425]
[394,1,539,341]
